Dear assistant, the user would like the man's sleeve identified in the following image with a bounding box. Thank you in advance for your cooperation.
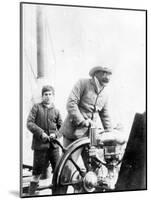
[56,110,63,130]
[27,104,44,138]
[66,79,85,126]
[99,98,112,131]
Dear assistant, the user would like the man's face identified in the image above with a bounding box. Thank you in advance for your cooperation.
[95,71,112,87]
[42,91,54,104]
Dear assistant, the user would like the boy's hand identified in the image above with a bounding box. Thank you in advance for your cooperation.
[41,132,49,142]
[49,133,56,140]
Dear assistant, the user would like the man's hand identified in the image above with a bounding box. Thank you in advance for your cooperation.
[80,119,94,127]
[89,146,97,157]
[41,132,49,143]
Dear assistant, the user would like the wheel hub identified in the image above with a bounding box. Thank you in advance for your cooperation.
[83,171,97,192]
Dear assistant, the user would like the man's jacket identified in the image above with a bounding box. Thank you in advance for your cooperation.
[60,78,112,140]
[27,102,62,150]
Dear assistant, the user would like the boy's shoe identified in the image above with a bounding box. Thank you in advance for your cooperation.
[28,181,39,196]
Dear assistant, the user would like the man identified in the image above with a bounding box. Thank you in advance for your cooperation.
[59,66,113,191]
[27,85,62,195]
[60,65,113,147]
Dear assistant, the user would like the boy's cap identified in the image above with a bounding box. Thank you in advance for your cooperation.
[42,85,55,96]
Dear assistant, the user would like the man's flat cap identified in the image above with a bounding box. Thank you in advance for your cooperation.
[89,66,112,77]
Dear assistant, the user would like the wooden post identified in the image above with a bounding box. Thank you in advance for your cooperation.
[36,6,45,78]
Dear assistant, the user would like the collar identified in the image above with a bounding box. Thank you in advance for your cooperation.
[94,76,104,94]
[41,102,55,109]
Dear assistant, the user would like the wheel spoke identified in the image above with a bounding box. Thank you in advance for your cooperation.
[68,157,85,177]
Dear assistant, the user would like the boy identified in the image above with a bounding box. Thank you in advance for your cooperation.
[27,85,62,195]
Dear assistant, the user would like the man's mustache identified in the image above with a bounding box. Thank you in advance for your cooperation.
[102,79,109,83]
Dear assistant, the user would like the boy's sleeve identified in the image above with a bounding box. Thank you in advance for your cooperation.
[27,104,44,139]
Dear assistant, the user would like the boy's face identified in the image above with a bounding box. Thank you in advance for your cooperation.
[42,91,54,104]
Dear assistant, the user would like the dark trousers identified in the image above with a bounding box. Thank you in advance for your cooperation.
[32,145,60,176]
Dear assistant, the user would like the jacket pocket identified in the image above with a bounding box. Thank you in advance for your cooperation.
[32,136,50,150]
